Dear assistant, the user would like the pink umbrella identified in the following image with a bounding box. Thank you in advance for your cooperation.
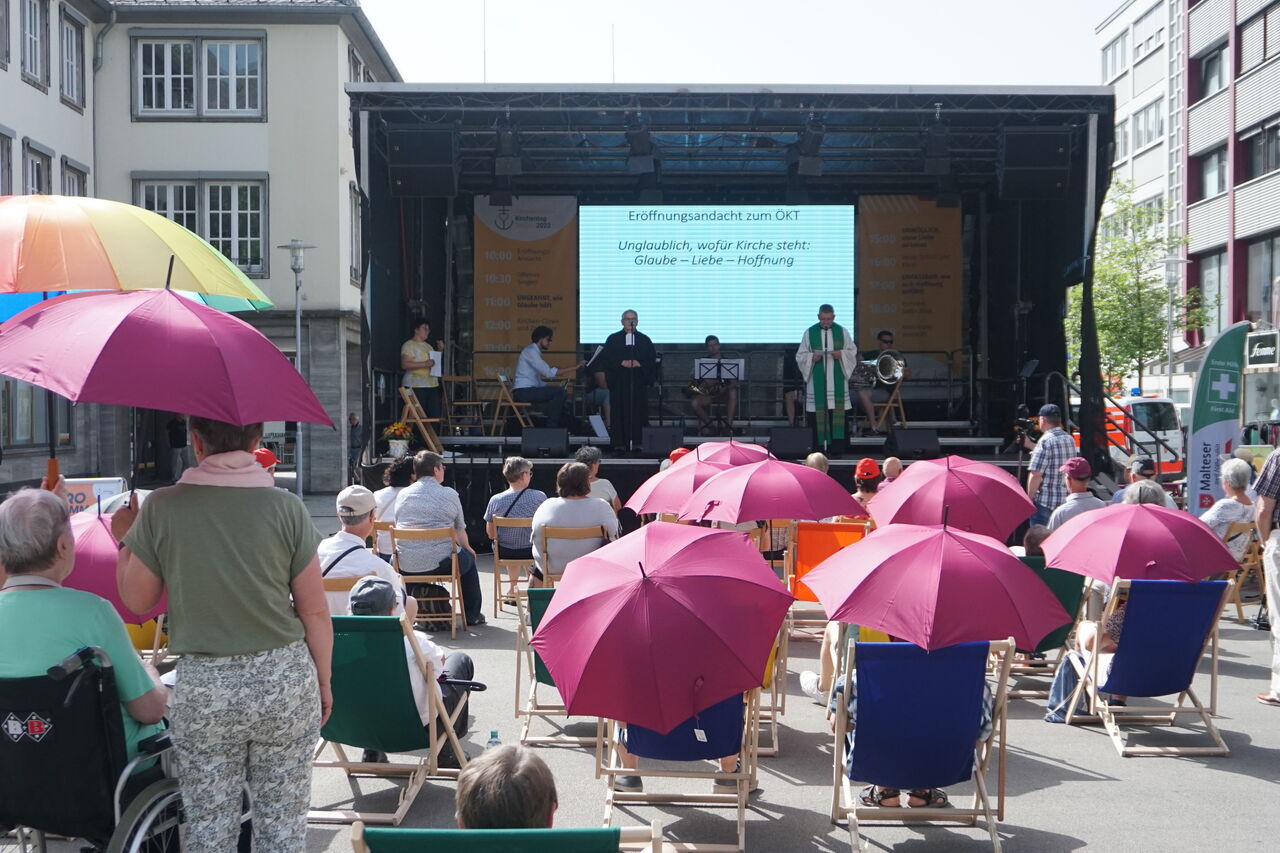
[1042,502,1237,583]
[0,290,331,425]
[680,439,769,467]
[624,456,732,515]
[679,456,866,523]
[871,455,1035,540]
[530,522,793,733]
[67,511,166,625]
[804,523,1070,651]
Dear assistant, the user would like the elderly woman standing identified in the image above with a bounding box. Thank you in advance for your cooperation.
[116,417,330,853]
[0,487,168,769]
[1201,458,1256,560]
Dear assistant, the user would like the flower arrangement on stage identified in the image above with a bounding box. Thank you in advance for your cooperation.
[381,421,412,441]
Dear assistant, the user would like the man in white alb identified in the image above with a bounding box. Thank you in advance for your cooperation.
[796,304,858,453]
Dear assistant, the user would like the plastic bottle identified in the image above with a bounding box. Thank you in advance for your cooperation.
[485,729,501,749]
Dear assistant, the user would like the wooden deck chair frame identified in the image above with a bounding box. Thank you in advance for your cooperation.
[540,524,610,587]
[870,381,907,432]
[390,526,465,640]
[1008,558,1088,699]
[440,374,488,436]
[370,520,395,556]
[830,638,1014,853]
[598,689,761,853]
[515,588,600,748]
[756,623,789,759]
[786,521,870,639]
[493,516,536,617]
[351,818,667,853]
[310,614,470,826]
[488,376,537,436]
[397,387,443,453]
[1222,521,1263,623]
[1063,579,1232,757]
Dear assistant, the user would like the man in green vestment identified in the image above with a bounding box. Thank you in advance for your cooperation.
[795,304,859,453]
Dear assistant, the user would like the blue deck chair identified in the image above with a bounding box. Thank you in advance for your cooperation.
[829,639,1015,853]
[599,691,759,852]
[1064,579,1231,757]
[351,818,666,852]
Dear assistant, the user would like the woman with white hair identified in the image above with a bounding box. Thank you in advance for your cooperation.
[0,487,168,769]
[1200,458,1256,560]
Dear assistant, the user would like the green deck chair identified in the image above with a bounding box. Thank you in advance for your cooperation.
[311,615,470,826]
[1009,556,1087,698]
[516,588,599,748]
[351,819,666,852]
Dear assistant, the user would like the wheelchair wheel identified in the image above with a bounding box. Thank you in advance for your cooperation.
[104,779,181,853]
[0,826,47,853]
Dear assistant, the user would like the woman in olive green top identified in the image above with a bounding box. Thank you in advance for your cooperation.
[117,417,332,853]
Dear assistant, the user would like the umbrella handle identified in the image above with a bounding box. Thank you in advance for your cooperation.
[45,458,60,491]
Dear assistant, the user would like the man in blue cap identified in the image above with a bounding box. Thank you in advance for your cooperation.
[1022,403,1077,527]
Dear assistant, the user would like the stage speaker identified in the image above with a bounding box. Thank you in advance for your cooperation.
[521,427,569,458]
[768,427,811,459]
[388,129,459,197]
[885,428,941,460]
[641,426,683,458]
[998,127,1071,200]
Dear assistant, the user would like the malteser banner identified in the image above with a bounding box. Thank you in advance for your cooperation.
[856,195,962,375]
[473,196,578,379]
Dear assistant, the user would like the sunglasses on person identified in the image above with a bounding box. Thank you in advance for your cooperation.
[879,337,894,345]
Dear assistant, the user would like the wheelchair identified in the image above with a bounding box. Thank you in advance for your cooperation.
[0,646,247,852]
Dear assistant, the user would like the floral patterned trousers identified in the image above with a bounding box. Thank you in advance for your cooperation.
[170,640,321,853]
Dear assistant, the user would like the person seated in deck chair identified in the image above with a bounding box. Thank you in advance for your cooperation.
[318,486,416,620]
[455,744,558,829]
[348,577,475,765]
[827,669,994,809]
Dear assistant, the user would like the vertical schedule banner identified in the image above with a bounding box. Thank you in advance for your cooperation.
[473,196,579,379]
[856,195,962,372]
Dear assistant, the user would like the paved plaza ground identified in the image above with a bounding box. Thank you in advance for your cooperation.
[294,495,1277,852]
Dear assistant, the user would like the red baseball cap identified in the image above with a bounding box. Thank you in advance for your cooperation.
[669,447,692,463]
[254,447,280,468]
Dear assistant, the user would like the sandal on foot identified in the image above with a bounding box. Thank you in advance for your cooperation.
[1258,693,1280,707]
[907,788,949,808]
[859,785,901,807]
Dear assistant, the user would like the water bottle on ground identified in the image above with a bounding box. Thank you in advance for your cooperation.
[485,729,501,749]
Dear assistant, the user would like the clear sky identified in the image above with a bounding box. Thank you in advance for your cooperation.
[360,0,1123,87]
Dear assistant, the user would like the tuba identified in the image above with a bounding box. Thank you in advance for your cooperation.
[875,350,906,384]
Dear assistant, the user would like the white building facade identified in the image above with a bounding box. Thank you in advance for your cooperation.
[0,0,396,491]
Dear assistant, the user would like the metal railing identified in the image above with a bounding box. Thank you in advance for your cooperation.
[1042,371,1182,474]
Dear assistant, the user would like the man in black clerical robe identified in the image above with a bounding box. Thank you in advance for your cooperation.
[600,309,656,453]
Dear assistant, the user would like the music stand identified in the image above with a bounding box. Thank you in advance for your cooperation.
[694,359,744,382]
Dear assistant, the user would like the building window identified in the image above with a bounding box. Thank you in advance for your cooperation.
[22,143,51,194]
[1102,32,1127,81]
[1133,4,1163,61]
[1114,119,1129,161]
[1199,45,1226,99]
[1247,232,1280,326]
[1241,4,1280,74]
[349,182,362,282]
[61,162,85,196]
[1135,195,1164,234]
[21,0,49,86]
[1,0,10,67]
[139,182,198,232]
[1133,99,1164,149]
[1199,147,1228,198]
[139,179,266,274]
[205,183,264,274]
[3,380,72,448]
[135,36,264,118]
[0,136,11,195]
[59,8,84,107]
[1246,124,1280,179]
[1199,251,1229,340]
[348,47,364,84]
[203,41,261,114]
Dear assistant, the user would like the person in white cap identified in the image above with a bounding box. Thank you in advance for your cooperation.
[317,486,416,620]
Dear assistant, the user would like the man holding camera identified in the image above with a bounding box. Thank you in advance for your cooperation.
[1022,403,1077,527]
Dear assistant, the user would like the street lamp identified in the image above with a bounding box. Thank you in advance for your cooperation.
[278,239,316,498]
[1159,256,1191,398]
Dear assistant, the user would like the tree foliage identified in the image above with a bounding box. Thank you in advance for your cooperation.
[1066,181,1205,393]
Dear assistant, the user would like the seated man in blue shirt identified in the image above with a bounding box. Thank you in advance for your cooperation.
[512,326,585,429]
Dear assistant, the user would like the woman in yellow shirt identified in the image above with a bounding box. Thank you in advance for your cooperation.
[401,317,445,419]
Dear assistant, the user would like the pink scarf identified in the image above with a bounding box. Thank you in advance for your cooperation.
[177,450,275,488]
